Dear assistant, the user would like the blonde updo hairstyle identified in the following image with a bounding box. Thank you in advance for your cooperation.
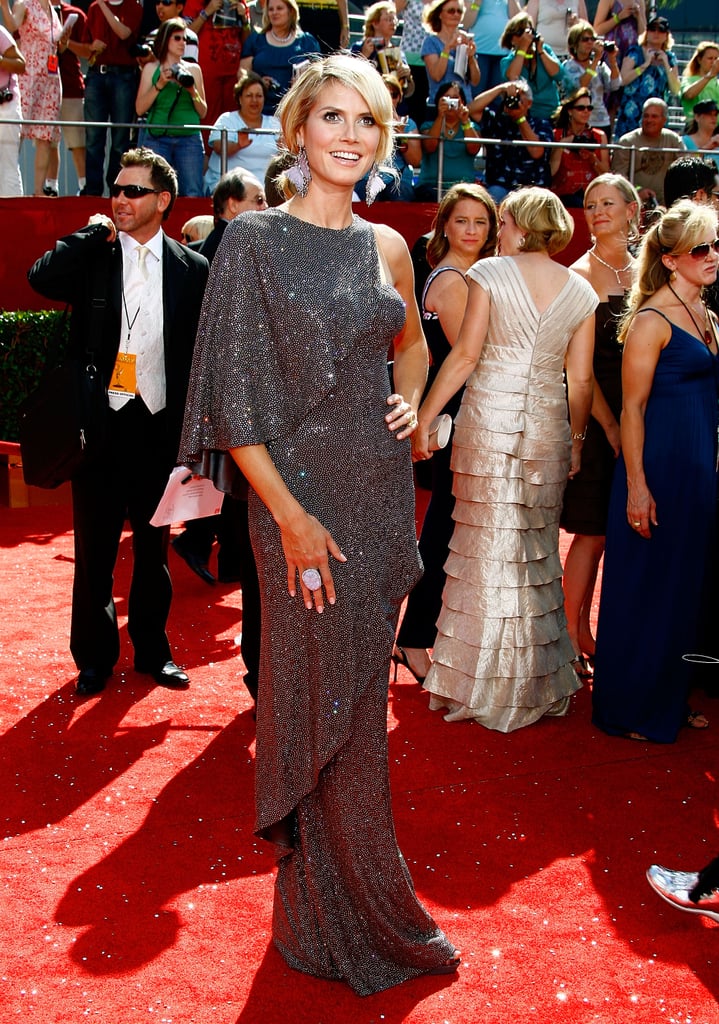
[500,186,574,256]
[618,199,718,343]
[276,53,395,165]
[427,183,498,267]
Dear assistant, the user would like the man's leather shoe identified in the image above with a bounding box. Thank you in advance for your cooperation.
[135,660,190,690]
[171,537,215,585]
[76,668,111,696]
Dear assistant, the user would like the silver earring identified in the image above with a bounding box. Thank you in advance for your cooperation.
[365,163,386,206]
[286,146,311,197]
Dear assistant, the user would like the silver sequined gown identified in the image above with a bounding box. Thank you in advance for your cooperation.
[423,257,598,732]
[178,209,456,995]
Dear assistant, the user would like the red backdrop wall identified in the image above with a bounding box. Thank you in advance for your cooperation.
[0,198,590,312]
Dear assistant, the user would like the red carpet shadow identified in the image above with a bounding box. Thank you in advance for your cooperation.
[0,680,170,840]
[53,710,267,974]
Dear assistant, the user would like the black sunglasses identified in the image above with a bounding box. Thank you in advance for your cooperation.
[572,104,594,111]
[672,239,719,259]
[110,184,162,199]
[156,0,176,6]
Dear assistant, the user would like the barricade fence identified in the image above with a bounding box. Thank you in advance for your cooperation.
[1,113,712,201]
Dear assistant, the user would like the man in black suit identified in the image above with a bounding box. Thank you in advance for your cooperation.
[28,148,209,697]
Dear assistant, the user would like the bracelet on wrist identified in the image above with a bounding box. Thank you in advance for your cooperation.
[612,11,620,23]
[515,49,529,58]
[470,1,480,8]
[199,8,209,18]
[516,115,527,124]
[586,68,597,77]
[571,428,587,441]
[440,50,450,59]
[461,121,472,130]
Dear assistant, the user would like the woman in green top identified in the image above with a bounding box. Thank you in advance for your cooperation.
[136,18,208,196]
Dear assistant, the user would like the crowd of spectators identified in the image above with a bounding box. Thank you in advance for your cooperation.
[0,0,717,202]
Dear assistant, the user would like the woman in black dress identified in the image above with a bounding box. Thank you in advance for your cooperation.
[394,183,497,682]
[560,172,639,675]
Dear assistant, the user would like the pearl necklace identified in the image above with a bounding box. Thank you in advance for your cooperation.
[269,28,294,44]
[589,246,633,285]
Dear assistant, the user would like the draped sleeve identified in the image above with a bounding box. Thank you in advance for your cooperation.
[177,210,360,488]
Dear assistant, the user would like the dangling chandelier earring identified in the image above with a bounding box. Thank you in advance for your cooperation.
[286,146,311,197]
[365,163,386,206]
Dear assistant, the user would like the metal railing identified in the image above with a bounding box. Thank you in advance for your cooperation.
[2,112,714,201]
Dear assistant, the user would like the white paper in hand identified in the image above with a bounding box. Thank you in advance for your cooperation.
[150,465,224,527]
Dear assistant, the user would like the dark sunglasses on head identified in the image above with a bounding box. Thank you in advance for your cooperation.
[572,104,594,111]
[110,184,162,198]
[676,239,719,259]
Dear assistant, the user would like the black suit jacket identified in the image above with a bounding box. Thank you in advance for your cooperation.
[189,218,228,267]
[28,223,209,463]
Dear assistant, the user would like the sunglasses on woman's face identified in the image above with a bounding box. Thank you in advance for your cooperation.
[171,33,186,40]
[110,184,162,198]
[678,239,719,259]
[572,104,593,111]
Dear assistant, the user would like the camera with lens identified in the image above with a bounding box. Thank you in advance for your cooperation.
[169,62,195,87]
[504,93,521,110]
[444,97,459,109]
[371,36,386,47]
[129,42,152,59]
[603,39,616,52]
[0,86,13,104]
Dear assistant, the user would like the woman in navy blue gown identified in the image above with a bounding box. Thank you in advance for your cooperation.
[592,199,719,743]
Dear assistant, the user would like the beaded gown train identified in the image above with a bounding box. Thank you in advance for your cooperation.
[178,209,456,995]
[423,257,598,732]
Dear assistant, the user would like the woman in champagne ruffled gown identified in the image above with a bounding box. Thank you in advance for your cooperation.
[414,186,597,732]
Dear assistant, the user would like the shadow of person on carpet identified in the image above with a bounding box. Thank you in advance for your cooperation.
[0,681,170,841]
[53,710,266,973]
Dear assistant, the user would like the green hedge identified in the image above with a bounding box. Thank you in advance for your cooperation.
[0,310,70,443]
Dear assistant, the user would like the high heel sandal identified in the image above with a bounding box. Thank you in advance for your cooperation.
[391,646,427,684]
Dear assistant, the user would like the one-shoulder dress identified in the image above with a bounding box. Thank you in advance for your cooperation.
[178,209,457,995]
[592,314,719,743]
[423,257,598,732]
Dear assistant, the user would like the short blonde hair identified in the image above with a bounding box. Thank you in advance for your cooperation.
[584,173,641,238]
[276,53,395,165]
[262,0,299,34]
[500,186,574,256]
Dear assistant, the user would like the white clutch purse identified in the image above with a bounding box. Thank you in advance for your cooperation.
[428,414,452,452]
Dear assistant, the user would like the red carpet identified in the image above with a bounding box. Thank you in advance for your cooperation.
[1,501,718,1024]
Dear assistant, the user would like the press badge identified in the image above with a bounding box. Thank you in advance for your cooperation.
[108,352,137,397]
[47,53,59,74]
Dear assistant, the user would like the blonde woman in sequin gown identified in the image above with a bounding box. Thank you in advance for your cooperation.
[414,186,597,733]
[178,54,459,994]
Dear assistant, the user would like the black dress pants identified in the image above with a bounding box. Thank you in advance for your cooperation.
[70,399,173,672]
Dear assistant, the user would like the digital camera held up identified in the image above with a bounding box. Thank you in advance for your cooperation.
[169,62,195,88]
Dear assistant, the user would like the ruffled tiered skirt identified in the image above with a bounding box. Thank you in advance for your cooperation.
[423,369,580,733]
